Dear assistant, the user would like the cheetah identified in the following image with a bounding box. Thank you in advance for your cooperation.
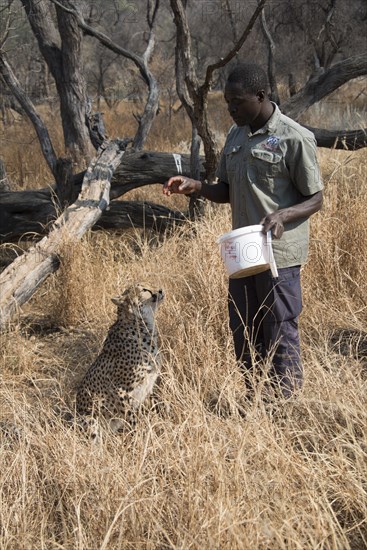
[76,284,164,436]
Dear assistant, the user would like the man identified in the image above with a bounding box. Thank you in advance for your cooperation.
[163,63,323,398]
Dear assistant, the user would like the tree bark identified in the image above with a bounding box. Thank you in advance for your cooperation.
[0,159,11,192]
[0,139,128,330]
[96,201,186,232]
[50,0,160,152]
[0,150,204,241]
[21,0,94,163]
[188,125,204,219]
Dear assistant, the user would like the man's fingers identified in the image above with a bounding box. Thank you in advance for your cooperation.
[163,176,183,195]
[268,222,283,239]
[168,176,184,186]
[261,217,273,233]
[164,176,200,196]
[261,220,283,239]
[163,176,196,195]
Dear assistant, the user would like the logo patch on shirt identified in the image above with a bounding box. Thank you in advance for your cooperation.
[262,136,281,151]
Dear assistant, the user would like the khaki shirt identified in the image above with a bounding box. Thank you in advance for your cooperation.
[216,103,323,268]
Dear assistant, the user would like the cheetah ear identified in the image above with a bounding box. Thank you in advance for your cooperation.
[111,296,123,306]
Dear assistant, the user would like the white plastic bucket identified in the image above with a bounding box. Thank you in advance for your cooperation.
[217,225,278,279]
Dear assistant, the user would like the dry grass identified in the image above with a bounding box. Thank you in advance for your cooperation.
[1,99,367,549]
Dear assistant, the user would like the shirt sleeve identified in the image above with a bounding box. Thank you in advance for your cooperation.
[288,135,324,196]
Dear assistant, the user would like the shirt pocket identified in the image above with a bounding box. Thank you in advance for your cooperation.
[225,144,243,181]
[248,148,284,191]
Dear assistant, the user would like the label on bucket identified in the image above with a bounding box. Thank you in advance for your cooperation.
[223,241,239,262]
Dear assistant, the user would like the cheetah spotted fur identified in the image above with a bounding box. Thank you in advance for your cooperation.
[76,284,164,436]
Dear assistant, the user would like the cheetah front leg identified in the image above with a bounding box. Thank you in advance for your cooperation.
[142,379,170,417]
[107,388,138,433]
[76,414,100,441]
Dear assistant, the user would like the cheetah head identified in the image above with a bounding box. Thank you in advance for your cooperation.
[111,284,164,320]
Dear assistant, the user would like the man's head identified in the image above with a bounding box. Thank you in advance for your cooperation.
[224,63,273,130]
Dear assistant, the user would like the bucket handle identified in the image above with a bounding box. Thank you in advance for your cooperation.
[266,231,279,278]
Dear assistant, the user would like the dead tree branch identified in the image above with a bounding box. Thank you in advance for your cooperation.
[260,7,280,104]
[0,150,204,241]
[0,52,58,177]
[201,0,267,94]
[306,126,367,150]
[281,54,367,120]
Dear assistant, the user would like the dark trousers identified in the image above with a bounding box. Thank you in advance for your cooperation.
[228,266,303,398]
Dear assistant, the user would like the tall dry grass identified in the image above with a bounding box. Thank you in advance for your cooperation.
[1,96,367,549]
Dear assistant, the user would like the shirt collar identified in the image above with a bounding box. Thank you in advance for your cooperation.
[248,102,281,136]
[267,102,282,133]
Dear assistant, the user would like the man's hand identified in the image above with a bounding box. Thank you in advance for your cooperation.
[163,176,202,196]
[260,211,286,239]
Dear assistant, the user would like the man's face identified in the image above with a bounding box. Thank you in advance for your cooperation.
[224,82,264,127]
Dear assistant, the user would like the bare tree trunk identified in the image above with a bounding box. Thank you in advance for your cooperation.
[0,139,129,330]
[188,125,204,219]
[132,0,160,150]
[55,158,75,207]
[224,0,239,45]
[288,73,297,97]
[55,0,94,163]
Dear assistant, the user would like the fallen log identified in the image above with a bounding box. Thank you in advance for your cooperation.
[305,126,367,150]
[0,139,128,330]
[0,150,204,240]
[96,201,187,231]
[0,201,188,242]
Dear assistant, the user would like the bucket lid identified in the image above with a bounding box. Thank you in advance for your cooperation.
[217,224,264,244]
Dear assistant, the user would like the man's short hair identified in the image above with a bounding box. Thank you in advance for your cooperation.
[227,63,268,94]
